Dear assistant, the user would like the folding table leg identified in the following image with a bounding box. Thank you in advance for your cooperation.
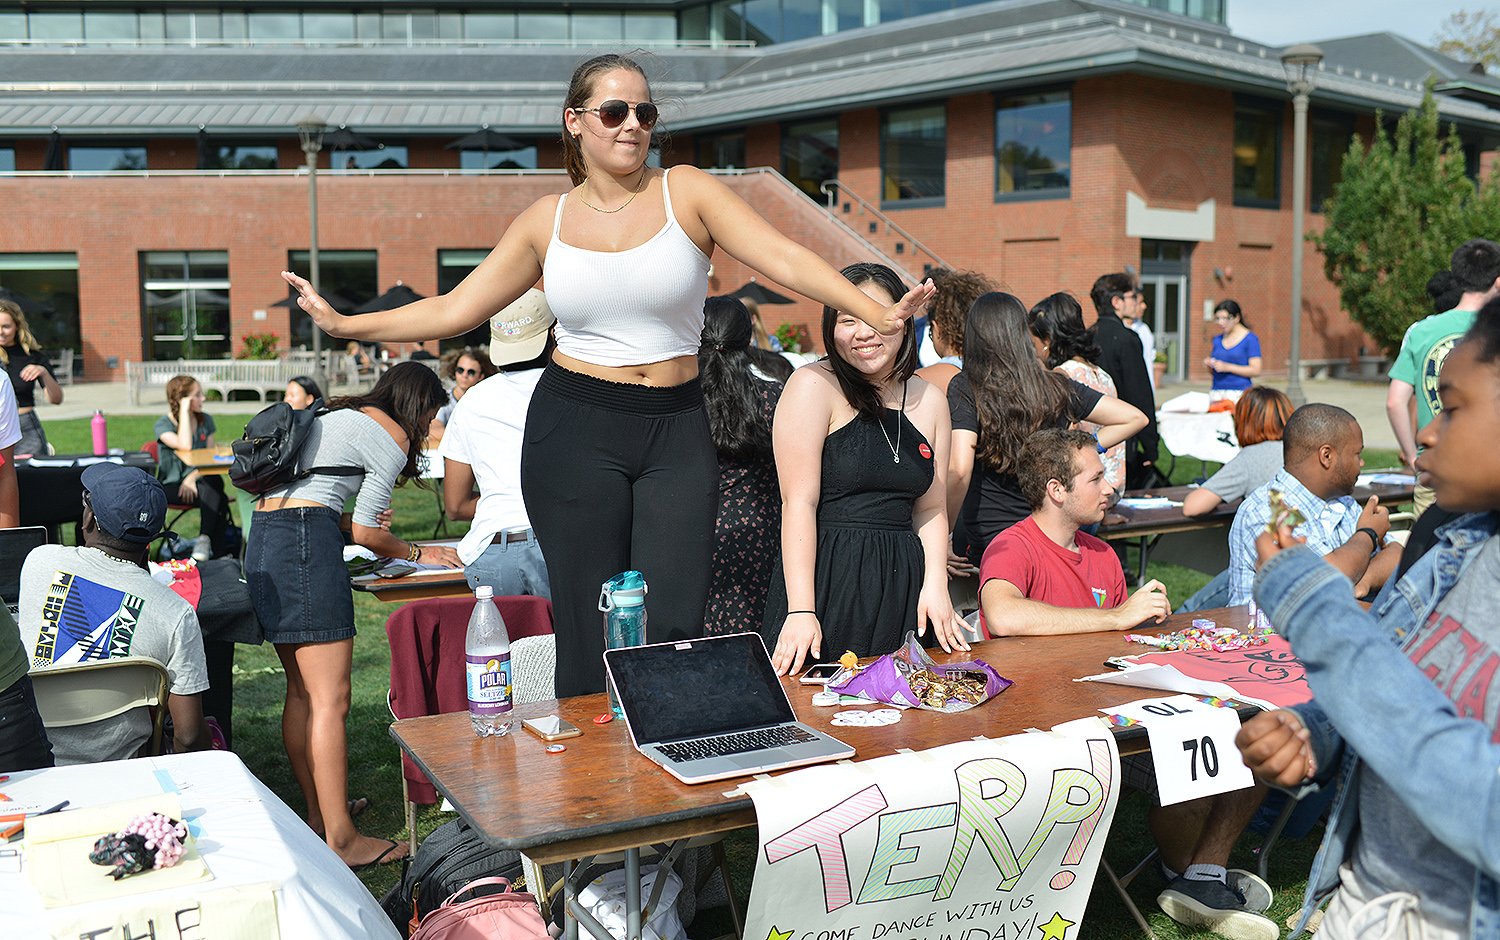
[624,847,642,940]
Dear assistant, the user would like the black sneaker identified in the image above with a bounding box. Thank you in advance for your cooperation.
[1228,868,1273,913]
[1157,876,1279,940]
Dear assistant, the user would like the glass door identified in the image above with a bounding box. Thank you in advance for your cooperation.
[142,252,230,360]
[1140,240,1193,384]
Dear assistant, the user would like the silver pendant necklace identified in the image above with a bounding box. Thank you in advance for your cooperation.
[877,381,908,463]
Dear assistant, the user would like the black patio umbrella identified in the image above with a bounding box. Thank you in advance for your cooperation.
[354,283,426,313]
[0,286,54,315]
[196,127,213,170]
[42,130,64,172]
[730,280,795,305]
[271,289,357,314]
[322,126,381,151]
[444,125,524,152]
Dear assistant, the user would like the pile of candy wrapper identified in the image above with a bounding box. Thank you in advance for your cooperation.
[826,631,1011,713]
[1124,617,1275,653]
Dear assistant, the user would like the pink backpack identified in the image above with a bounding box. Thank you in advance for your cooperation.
[410,877,552,940]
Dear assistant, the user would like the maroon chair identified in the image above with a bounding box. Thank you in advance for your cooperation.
[141,441,194,534]
[386,594,553,852]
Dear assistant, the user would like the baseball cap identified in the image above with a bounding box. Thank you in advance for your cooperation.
[489,289,555,366]
[81,463,167,544]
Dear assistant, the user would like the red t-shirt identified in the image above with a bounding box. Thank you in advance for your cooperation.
[977,515,1128,636]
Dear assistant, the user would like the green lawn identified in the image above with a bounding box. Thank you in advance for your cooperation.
[37,415,1391,937]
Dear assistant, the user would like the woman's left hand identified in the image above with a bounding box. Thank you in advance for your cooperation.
[881,279,937,334]
[917,583,971,653]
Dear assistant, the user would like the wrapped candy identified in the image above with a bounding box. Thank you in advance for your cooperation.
[89,812,188,880]
[1123,623,1276,653]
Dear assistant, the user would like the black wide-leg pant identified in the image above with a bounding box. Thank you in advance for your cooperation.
[521,363,720,698]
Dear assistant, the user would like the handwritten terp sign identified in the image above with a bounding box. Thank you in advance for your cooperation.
[742,726,1119,940]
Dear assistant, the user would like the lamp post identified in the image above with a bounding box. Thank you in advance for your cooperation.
[296,113,329,394]
[1280,42,1324,408]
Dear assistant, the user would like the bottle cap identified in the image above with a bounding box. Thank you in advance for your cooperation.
[598,570,647,610]
[475,585,494,599]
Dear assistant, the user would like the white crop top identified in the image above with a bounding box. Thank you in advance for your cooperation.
[543,166,712,367]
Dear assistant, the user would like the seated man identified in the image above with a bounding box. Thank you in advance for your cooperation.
[1226,403,1399,606]
[979,427,1171,635]
[1238,308,1500,940]
[981,429,1276,940]
[19,463,210,764]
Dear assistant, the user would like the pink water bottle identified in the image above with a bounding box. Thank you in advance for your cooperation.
[91,410,108,455]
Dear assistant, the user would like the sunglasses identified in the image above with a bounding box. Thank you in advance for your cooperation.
[456,367,481,377]
[572,100,659,130]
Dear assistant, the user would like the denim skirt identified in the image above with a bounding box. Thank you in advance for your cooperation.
[246,506,356,644]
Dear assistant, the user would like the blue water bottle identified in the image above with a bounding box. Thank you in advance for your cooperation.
[599,570,647,717]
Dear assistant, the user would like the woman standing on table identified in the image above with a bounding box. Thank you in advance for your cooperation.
[281,53,932,698]
[245,362,459,870]
[0,301,62,458]
[1204,300,1262,402]
[762,263,966,676]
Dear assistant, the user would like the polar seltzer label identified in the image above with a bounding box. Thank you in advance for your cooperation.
[466,652,513,715]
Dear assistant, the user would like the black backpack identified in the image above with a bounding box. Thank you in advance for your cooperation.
[379,817,527,937]
[229,399,363,496]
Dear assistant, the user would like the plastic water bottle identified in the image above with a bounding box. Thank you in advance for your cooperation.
[466,585,512,737]
[91,410,108,456]
[600,571,647,718]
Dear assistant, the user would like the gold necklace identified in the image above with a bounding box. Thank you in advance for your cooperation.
[575,167,648,214]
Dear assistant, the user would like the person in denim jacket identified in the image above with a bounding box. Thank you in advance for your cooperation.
[1237,311,1500,940]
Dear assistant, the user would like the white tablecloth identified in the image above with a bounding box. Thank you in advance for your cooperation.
[1156,410,1240,465]
[0,750,400,940]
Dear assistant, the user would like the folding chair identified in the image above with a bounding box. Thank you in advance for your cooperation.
[29,655,172,758]
[386,594,554,856]
[141,441,195,533]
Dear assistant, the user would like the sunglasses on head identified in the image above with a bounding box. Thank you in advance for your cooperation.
[573,100,659,130]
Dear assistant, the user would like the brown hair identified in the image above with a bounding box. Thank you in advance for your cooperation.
[963,292,1072,475]
[1232,386,1293,447]
[327,361,450,482]
[440,346,498,381]
[164,374,200,421]
[925,268,995,359]
[0,299,41,366]
[561,54,651,186]
[1018,428,1098,511]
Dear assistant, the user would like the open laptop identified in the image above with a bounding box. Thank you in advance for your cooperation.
[0,526,47,620]
[604,632,855,785]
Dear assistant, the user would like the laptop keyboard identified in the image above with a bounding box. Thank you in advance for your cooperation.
[658,725,818,763]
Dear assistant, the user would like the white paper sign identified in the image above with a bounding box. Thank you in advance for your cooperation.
[1101,695,1252,805]
[741,726,1119,940]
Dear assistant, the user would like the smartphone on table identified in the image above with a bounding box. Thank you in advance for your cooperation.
[521,715,582,741]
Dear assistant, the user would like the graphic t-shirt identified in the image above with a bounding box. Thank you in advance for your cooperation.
[1351,534,1500,931]
[19,545,208,764]
[1389,307,1478,433]
[977,515,1127,635]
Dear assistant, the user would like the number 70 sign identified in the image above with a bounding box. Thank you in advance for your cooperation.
[1103,695,1254,805]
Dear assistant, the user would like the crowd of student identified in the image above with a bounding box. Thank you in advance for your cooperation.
[0,51,1496,940]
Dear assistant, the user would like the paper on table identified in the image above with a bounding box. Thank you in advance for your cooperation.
[1076,636,1312,711]
[1357,472,1416,486]
[46,882,281,940]
[26,793,212,908]
[1115,497,1182,509]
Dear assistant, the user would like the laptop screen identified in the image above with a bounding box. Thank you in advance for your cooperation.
[0,526,46,605]
[608,633,798,744]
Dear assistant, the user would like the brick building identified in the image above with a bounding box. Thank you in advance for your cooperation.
[1,0,1497,381]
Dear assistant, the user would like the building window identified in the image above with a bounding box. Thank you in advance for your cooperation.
[882,104,945,206]
[782,119,838,199]
[206,144,278,171]
[995,88,1071,200]
[286,250,378,350]
[1310,115,1353,213]
[142,251,231,360]
[460,143,537,171]
[698,133,746,170]
[0,253,81,376]
[438,250,494,348]
[1233,100,1281,208]
[336,145,408,171]
[68,146,147,172]
[0,148,13,173]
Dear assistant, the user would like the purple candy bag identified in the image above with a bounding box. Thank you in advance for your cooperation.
[826,631,1012,713]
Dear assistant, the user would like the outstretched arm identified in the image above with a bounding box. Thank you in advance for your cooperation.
[980,577,1170,636]
[674,167,933,335]
[283,195,554,343]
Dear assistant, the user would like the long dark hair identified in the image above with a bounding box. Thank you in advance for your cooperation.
[327,361,448,482]
[964,291,1072,475]
[699,295,777,462]
[288,374,324,402]
[1028,292,1101,370]
[821,262,918,421]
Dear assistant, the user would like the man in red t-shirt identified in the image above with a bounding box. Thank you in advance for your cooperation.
[979,428,1170,636]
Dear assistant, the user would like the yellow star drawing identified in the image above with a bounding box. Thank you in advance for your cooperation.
[766,927,795,940]
[1035,912,1075,940]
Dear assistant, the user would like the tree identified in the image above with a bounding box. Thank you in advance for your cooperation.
[1312,88,1500,356]
[1434,9,1500,68]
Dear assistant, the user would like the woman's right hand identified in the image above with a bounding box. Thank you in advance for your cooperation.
[281,270,348,336]
[771,612,822,676]
[178,472,199,502]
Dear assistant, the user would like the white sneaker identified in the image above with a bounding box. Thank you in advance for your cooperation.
[191,535,212,561]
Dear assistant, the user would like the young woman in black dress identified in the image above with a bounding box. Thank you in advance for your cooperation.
[763,263,967,676]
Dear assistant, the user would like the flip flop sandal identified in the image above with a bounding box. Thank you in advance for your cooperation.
[348,796,371,818]
[349,839,404,873]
